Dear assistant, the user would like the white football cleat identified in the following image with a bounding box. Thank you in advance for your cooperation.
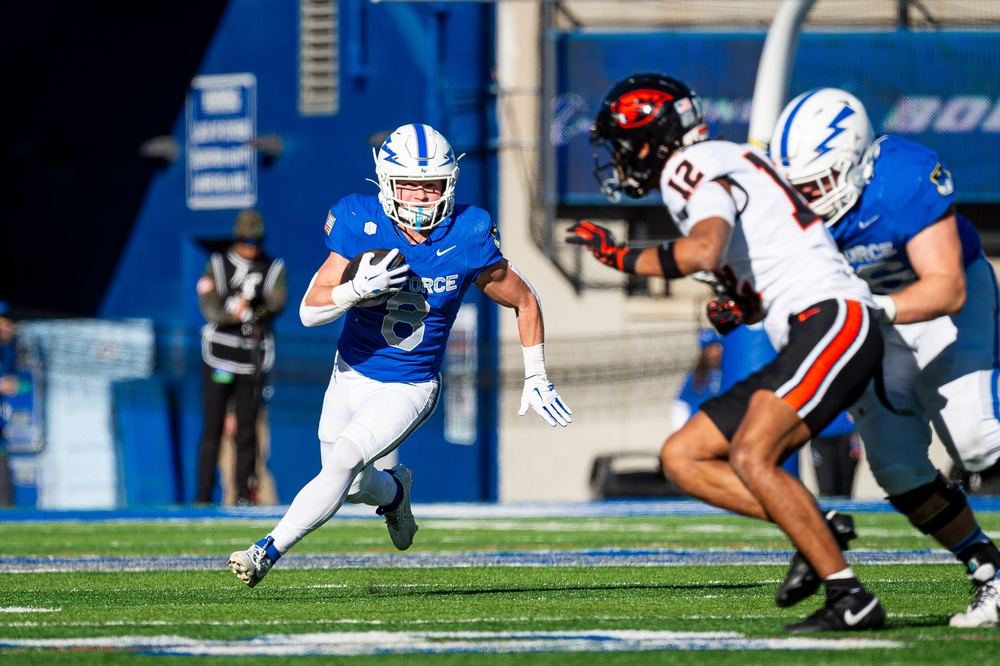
[377,464,418,551]
[951,577,1000,628]
[227,537,275,588]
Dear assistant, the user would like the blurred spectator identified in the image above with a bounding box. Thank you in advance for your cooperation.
[195,210,287,505]
[671,329,723,432]
[218,401,279,505]
[809,413,861,497]
[0,302,20,506]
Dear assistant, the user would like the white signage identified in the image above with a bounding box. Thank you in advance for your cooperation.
[186,73,257,210]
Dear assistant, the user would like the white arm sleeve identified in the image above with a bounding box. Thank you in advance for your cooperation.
[684,180,738,228]
[299,273,357,327]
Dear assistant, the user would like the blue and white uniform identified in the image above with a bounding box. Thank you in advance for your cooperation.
[326,193,502,383]
[832,136,1000,491]
[264,193,506,555]
[233,122,566,580]
[316,193,503,466]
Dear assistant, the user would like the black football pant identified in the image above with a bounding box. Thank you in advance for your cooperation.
[196,364,261,503]
[811,433,859,497]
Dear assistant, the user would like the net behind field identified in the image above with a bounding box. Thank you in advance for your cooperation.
[555,0,1000,29]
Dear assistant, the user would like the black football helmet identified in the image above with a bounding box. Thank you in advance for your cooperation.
[591,72,708,201]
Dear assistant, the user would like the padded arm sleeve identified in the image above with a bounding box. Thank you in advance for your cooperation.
[299,273,356,327]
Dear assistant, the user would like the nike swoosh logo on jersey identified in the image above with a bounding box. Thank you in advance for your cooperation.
[858,215,880,229]
[844,597,880,626]
[436,246,457,257]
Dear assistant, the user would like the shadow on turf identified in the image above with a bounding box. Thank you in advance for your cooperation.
[364,581,770,596]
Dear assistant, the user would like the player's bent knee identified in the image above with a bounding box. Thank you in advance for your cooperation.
[660,436,699,487]
[323,437,366,476]
[660,440,684,481]
[728,438,775,484]
[888,472,968,536]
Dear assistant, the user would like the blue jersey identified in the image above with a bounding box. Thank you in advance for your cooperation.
[324,194,504,382]
[816,410,855,439]
[831,135,982,296]
[676,368,722,418]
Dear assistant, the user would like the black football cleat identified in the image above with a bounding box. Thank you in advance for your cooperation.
[783,589,886,633]
[776,511,857,607]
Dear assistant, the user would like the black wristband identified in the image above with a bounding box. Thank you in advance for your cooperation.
[620,249,640,274]
[656,241,683,279]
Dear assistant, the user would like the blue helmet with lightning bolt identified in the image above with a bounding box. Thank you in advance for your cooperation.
[770,88,873,227]
[373,124,461,231]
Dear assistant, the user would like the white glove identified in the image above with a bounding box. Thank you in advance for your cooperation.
[345,249,410,303]
[519,374,573,427]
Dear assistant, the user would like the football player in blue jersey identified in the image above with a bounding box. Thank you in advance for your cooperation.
[671,328,723,431]
[772,88,1000,627]
[228,124,571,587]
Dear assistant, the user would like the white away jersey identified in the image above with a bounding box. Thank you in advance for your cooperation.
[659,141,873,348]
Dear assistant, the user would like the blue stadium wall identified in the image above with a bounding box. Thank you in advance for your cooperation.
[19,9,999,507]
[98,1,500,503]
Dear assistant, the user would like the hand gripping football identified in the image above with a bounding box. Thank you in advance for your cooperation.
[342,248,407,307]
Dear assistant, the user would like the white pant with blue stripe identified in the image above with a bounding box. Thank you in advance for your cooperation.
[267,353,439,554]
[856,253,1000,495]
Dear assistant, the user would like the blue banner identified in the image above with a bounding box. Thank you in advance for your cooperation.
[557,30,1000,205]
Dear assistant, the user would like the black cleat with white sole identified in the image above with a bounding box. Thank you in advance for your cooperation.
[776,510,857,607]
[783,589,886,633]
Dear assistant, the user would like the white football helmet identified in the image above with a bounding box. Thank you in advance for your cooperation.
[770,88,873,226]
[373,123,460,231]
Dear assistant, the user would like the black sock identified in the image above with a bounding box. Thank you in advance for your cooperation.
[383,476,404,511]
[825,576,863,602]
[957,540,1000,575]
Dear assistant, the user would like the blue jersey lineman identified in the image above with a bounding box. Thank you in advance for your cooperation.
[773,88,1000,627]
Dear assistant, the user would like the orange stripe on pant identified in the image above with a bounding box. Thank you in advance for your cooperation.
[783,300,864,412]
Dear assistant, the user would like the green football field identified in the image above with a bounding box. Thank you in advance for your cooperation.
[2,500,1000,664]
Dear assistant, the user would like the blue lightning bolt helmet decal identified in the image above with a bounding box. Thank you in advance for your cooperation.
[381,143,401,166]
[813,106,857,164]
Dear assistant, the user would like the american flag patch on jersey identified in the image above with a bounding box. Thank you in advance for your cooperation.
[324,212,335,235]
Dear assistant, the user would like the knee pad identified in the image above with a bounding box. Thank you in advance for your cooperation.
[888,473,968,536]
[322,437,366,476]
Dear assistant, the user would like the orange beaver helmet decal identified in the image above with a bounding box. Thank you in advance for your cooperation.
[591,72,707,200]
[610,89,675,129]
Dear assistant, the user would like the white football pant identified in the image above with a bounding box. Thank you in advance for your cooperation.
[856,254,1000,495]
[268,353,440,553]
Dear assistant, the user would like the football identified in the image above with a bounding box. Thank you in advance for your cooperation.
[341,248,406,307]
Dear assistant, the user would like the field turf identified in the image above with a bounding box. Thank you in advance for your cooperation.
[2,499,1000,664]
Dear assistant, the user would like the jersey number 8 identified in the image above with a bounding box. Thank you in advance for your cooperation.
[380,290,430,351]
